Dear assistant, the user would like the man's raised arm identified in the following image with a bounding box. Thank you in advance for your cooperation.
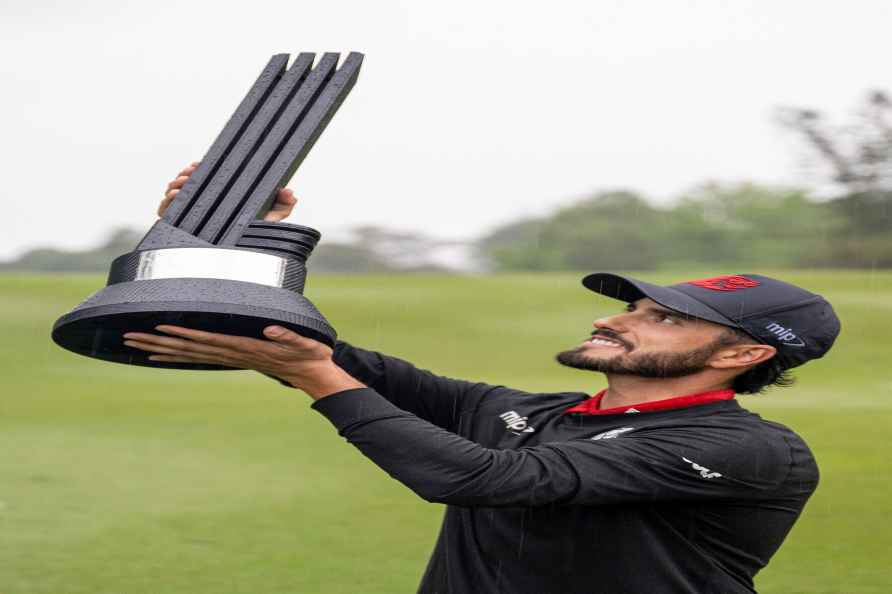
[158,165,498,432]
[267,339,497,432]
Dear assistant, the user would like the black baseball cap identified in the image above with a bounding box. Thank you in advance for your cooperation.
[581,273,841,370]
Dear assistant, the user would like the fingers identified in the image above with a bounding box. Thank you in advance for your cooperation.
[154,325,263,351]
[167,175,190,192]
[122,333,230,358]
[148,355,198,363]
[158,162,199,217]
[261,325,331,360]
[163,174,190,205]
[167,163,198,193]
[177,162,200,177]
[147,354,241,367]
[123,325,329,375]
[262,325,314,347]
[125,341,231,366]
[123,338,191,356]
[157,193,175,217]
[122,328,240,367]
[158,162,297,223]
[263,188,297,222]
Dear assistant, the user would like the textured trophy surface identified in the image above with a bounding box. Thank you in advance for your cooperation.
[52,52,363,369]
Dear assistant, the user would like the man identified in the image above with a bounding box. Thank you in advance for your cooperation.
[127,166,841,594]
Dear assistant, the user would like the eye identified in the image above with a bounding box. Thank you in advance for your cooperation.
[655,313,676,324]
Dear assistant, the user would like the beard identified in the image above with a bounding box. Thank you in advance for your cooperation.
[555,336,728,379]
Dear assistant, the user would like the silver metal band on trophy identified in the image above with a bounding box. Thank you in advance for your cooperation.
[106,248,308,292]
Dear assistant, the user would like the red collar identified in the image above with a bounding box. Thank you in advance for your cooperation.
[564,388,735,415]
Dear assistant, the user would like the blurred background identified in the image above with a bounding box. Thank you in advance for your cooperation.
[1,1,890,593]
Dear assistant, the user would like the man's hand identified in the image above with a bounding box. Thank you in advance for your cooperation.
[122,325,365,400]
[157,161,298,222]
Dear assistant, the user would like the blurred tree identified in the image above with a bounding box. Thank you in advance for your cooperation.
[350,225,453,271]
[806,190,892,267]
[477,190,667,271]
[474,218,561,271]
[778,90,892,192]
[778,90,892,267]
[664,183,843,269]
[310,242,396,273]
[0,227,143,272]
[476,185,849,271]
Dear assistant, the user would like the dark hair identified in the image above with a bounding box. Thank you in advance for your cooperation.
[716,327,796,395]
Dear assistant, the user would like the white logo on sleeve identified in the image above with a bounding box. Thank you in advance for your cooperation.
[682,457,722,479]
[499,411,535,435]
[591,427,635,440]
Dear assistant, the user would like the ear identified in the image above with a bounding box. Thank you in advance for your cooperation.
[709,344,777,371]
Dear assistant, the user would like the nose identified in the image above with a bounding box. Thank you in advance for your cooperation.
[591,313,634,349]
[592,312,627,334]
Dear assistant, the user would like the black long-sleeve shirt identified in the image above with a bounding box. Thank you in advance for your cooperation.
[283,341,819,594]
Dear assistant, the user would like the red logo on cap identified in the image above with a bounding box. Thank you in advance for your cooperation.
[687,275,761,292]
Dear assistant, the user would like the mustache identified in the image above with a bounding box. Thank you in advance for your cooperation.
[588,330,631,349]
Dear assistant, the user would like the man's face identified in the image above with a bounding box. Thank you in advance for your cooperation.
[556,297,735,378]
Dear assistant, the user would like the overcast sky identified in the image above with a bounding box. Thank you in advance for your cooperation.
[2,0,890,259]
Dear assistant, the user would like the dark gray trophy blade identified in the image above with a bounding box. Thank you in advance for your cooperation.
[216,52,364,246]
[157,54,289,229]
[52,52,364,370]
[195,53,343,243]
[174,53,316,236]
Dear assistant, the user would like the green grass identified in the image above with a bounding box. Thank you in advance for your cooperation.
[1,269,889,593]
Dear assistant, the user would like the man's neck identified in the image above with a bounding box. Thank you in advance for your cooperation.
[600,373,733,410]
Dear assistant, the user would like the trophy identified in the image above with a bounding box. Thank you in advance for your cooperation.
[51,52,363,369]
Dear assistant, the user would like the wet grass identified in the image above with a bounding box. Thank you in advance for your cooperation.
[1,270,889,593]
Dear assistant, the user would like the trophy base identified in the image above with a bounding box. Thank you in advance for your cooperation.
[51,277,337,370]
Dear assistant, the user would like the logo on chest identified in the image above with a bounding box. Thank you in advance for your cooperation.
[499,410,535,435]
[591,427,635,440]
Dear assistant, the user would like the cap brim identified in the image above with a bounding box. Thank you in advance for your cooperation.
[581,273,743,329]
